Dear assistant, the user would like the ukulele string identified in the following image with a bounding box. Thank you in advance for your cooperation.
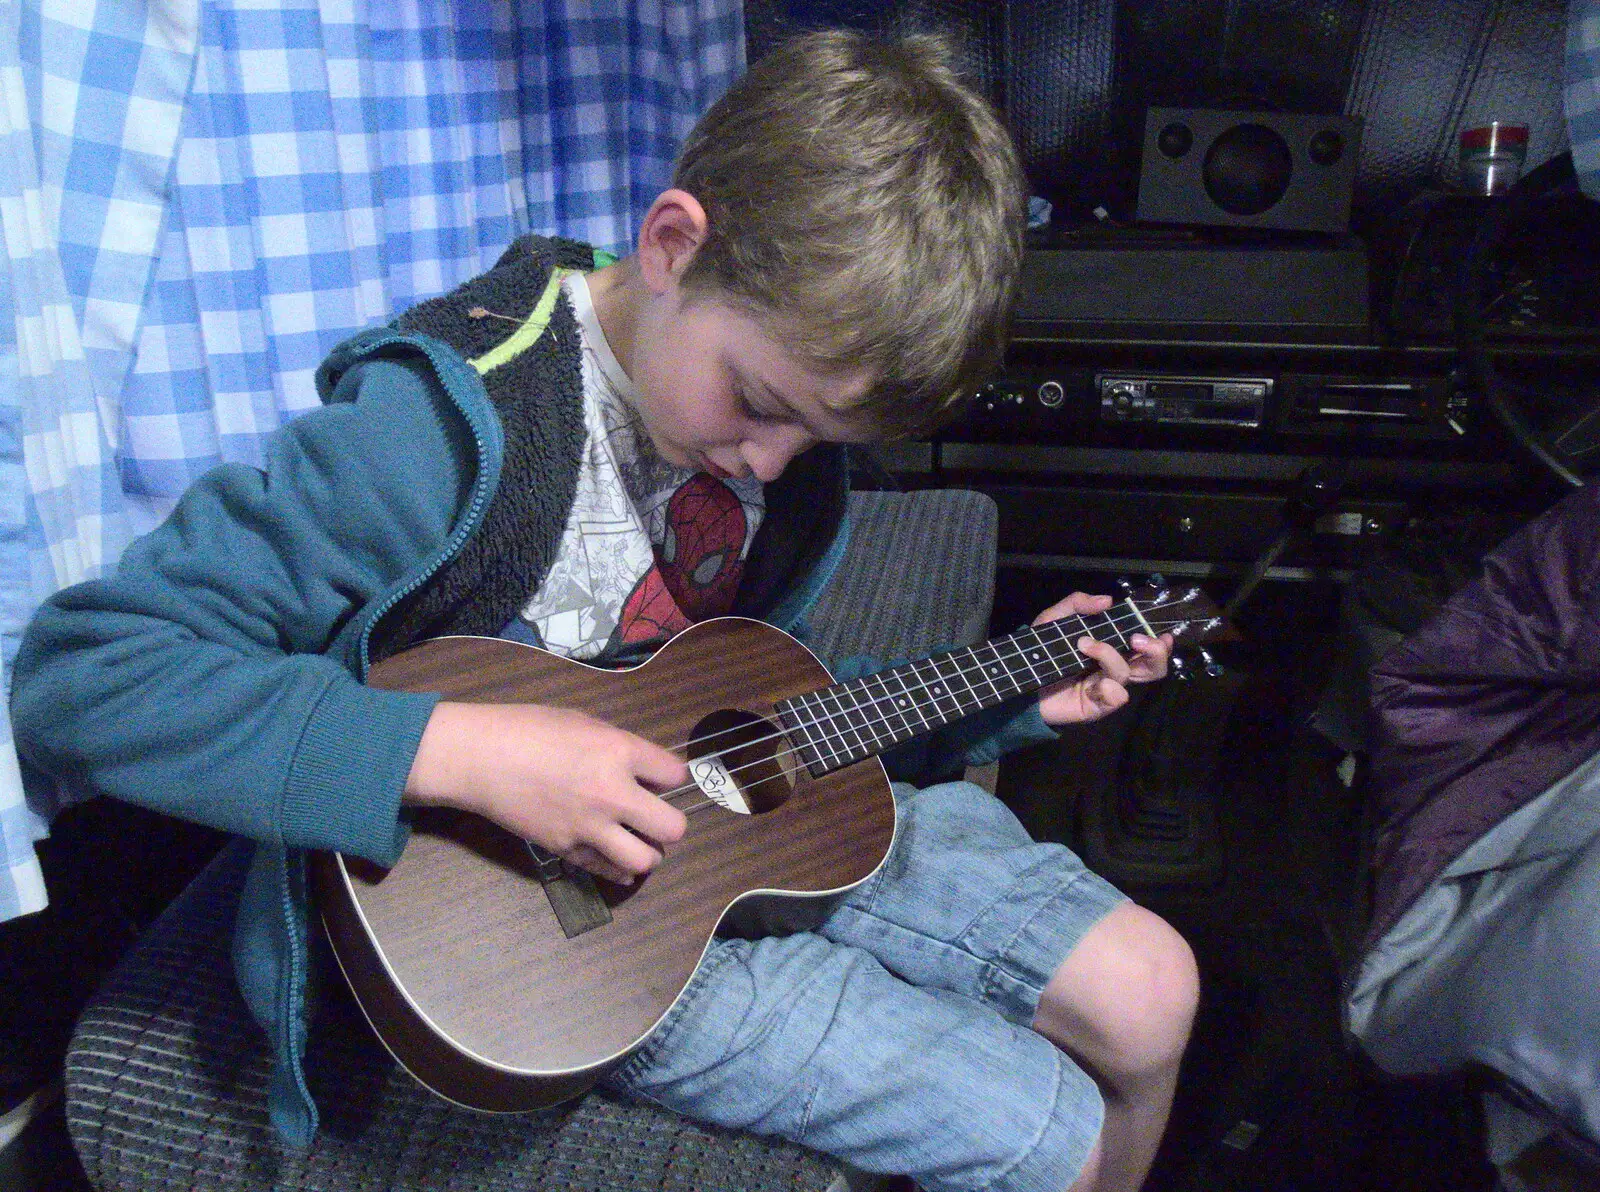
[654,611,1096,798]
[651,597,1191,770]
[655,605,1200,806]
[652,605,1201,812]
[664,609,1201,817]
[669,608,1199,816]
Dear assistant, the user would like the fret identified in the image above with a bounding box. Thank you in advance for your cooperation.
[967,641,1008,703]
[1087,609,1129,652]
[1040,624,1076,681]
[853,689,893,756]
[798,691,842,767]
[887,667,934,735]
[800,690,841,765]
[873,670,921,741]
[774,592,1223,777]
[1010,625,1051,688]
[913,656,967,725]
[818,683,876,759]
[933,651,986,720]
[847,668,926,754]
[1038,617,1087,678]
[963,642,1000,703]
[809,687,851,760]
[983,638,1032,699]
[857,671,912,745]
[777,694,829,775]
[786,692,840,773]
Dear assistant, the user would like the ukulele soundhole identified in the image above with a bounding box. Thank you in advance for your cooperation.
[686,710,794,816]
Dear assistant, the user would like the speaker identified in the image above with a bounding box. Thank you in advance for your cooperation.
[1135,107,1362,233]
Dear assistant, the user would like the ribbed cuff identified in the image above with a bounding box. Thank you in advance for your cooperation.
[951,698,1057,770]
[279,678,440,865]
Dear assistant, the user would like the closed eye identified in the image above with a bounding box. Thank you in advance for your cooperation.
[739,393,784,424]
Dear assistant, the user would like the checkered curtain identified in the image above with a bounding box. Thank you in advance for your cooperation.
[1573,0,1600,197]
[0,0,743,920]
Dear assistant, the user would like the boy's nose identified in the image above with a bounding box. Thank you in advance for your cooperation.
[741,425,816,483]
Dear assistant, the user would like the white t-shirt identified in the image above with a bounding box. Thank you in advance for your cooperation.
[506,271,765,661]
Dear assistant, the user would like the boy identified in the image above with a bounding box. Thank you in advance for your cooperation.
[11,30,1195,1192]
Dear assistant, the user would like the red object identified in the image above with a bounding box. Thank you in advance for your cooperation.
[1459,122,1529,152]
[656,472,748,622]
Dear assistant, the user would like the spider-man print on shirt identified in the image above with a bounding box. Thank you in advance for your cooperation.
[615,474,748,643]
[616,568,692,645]
[657,473,748,621]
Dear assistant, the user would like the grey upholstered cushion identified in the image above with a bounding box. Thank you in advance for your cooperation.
[806,490,999,668]
[66,840,844,1192]
[64,488,999,1192]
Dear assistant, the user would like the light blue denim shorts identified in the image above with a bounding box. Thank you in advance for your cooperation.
[607,780,1127,1192]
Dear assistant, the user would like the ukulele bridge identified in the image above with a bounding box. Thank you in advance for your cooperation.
[524,842,613,938]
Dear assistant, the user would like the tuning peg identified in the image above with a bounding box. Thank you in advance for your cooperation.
[1182,586,1200,602]
[1171,655,1191,681]
[1199,649,1224,678]
[1115,576,1135,597]
[1203,617,1223,634]
[1145,572,1166,589]
[1169,619,1190,638]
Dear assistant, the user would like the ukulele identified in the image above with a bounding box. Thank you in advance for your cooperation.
[310,584,1228,1112]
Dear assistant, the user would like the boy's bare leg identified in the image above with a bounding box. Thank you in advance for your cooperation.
[1032,902,1200,1192]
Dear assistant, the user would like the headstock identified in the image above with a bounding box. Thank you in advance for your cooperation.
[1116,574,1239,651]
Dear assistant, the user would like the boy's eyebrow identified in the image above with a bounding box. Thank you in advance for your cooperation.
[752,376,801,418]
[742,369,821,434]
[735,359,876,441]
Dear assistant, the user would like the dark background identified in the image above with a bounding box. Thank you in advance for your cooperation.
[754,2,1595,1189]
[747,0,1572,228]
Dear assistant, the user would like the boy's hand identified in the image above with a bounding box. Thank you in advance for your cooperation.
[404,702,690,885]
[1031,592,1173,726]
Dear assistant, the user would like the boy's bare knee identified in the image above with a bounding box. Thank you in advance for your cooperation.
[1122,913,1200,1075]
[1036,903,1200,1081]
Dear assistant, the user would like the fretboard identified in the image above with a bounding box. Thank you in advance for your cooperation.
[775,603,1148,777]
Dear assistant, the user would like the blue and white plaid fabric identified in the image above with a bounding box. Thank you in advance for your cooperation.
[0,0,741,920]
[1571,0,1600,198]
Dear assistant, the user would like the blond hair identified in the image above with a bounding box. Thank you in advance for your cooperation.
[673,29,1025,437]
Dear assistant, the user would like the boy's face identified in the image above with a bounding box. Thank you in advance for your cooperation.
[628,291,878,484]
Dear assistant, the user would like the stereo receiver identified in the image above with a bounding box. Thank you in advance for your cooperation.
[955,361,1477,453]
[1098,374,1269,427]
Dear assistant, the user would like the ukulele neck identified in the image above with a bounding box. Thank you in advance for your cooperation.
[776,603,1150,777]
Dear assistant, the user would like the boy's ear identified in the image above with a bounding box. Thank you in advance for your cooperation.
[637,189,709,294]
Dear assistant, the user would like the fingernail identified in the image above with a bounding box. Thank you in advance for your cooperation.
[1131,634,1150,646]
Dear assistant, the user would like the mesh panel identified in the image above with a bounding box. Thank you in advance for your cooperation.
[1347,0,1569,211]
[743,0,1571,223]
[806,491,998,668]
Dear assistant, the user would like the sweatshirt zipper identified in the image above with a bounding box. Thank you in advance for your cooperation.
[352,333,501,680]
